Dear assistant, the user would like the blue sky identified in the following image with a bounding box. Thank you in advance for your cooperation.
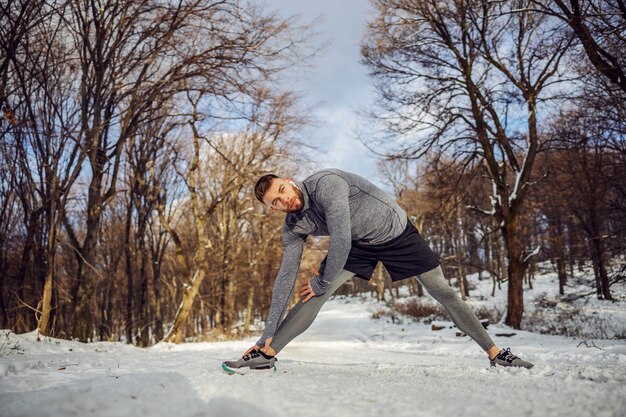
[264,0,386,185]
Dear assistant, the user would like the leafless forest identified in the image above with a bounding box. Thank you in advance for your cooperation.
[1,0,625,345]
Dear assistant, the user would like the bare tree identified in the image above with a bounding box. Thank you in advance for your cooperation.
[53,0,309,341]
[0,0,52,123]
[0,130,22,327]
[362,0,572,327]
[547,111,619,300]
[161,88,303,343]
[530,0,626,93]
[1,0,87,335]
[120,113,178,345]
[0,0,316,343]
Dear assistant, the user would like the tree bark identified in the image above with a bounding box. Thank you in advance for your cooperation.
[503,216,525,328]
[243,285,255,335]
[557,257,567,295]
[553,0,626,93]
[164,269,207,343]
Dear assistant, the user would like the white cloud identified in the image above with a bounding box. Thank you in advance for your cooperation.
[265,0,381,182]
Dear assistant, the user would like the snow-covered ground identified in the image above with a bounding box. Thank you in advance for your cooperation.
[1,263,625,417]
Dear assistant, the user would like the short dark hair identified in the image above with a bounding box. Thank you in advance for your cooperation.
[254,174,278,203]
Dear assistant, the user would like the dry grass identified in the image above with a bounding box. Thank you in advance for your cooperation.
[522,296,626,339]
[373,298,504,327]
[393,300,448,321]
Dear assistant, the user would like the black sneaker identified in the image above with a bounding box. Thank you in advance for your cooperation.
[222,349,277,374]
[490,348,534,369]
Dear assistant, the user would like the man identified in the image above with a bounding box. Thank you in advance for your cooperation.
[222,169,533,372]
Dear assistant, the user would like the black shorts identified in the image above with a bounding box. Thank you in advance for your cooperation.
[320,219,440,282]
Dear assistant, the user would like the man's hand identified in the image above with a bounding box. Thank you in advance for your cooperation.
[243,337,274,357]
[299,279,317,303]
[260,337,275,355]
[243,344,260,357]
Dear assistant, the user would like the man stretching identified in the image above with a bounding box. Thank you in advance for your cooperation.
[223,169,534,372]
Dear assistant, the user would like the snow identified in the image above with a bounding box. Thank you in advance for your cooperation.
[490,177,500,211]
[522,245,542,263]
[1,262,626,417]
[509,168,522,205]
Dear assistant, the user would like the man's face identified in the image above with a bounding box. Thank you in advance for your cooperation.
[262,178,305,213]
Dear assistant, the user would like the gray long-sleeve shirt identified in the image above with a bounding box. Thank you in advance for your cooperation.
[257,169,407,346]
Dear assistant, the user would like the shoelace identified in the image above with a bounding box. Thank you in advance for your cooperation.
[243,350,261,361]
[497,348,519,363]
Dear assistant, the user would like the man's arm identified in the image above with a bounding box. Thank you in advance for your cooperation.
[309,175,352,295]
[256,227,306,347]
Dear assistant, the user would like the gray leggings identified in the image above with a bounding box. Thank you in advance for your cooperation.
[270,266,495,353]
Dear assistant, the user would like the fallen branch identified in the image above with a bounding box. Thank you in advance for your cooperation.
[576,340,603,350]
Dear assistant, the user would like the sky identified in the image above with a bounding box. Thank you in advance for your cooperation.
[263,0,385,185]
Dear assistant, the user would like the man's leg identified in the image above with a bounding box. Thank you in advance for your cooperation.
[416,266,495,352]
[270,269,355,354]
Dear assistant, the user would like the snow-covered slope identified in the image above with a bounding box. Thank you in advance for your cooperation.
[1,264,625,417]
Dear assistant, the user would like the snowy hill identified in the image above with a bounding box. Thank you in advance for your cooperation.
[1,263,625,417]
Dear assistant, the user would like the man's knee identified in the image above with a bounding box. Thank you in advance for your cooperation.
[416,270,460,303]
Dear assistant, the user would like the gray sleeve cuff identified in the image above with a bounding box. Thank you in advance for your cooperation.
[310,275,329,296]
[256,333,270,347]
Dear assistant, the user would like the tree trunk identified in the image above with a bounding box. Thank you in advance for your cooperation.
[461,274,469,297]
[554,216,568,295]
[72,204,101,342]
[589,199,613,300]
[17,211,40,330]
[152,249,164,341]
[138,241,150,347]
[526,260,534,290]
[38,205,59,335]
[503,217,525,329]
[103,277,115,341]
[557,257,567,295]
[225,277,236,337]
[589,237,613,300]
[0,254,8,326]
[243,285,255,335]
[457,260,468,300]
[38,269,53,335]
[124,203,134,344]
[164,268,207,343]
